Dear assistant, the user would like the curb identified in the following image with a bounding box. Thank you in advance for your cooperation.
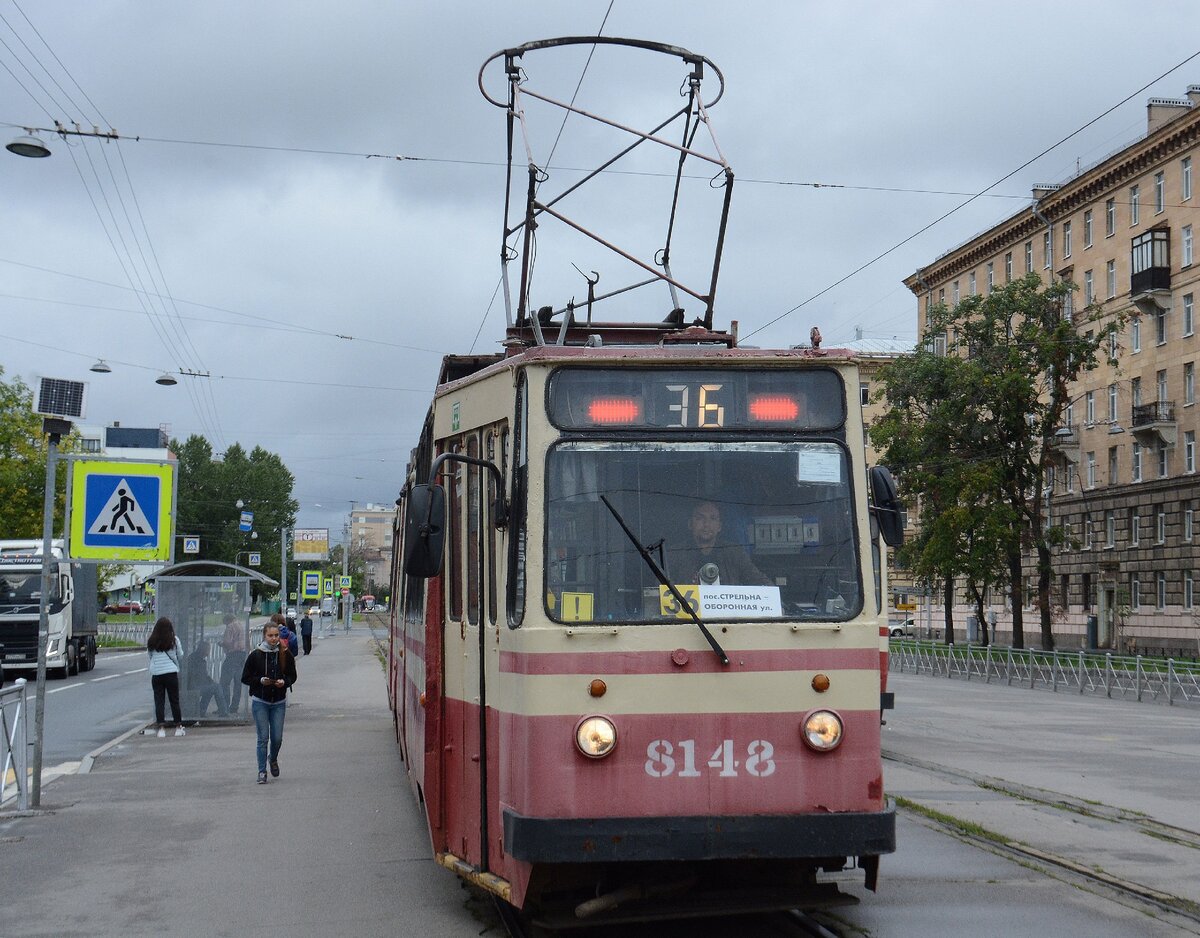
[79,722,151,774]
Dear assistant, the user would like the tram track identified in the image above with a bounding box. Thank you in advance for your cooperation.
[884,750,1200,932]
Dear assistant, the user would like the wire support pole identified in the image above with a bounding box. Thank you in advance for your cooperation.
[30,428,60,808]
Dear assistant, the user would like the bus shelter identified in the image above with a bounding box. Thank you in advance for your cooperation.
[147,562,278,724]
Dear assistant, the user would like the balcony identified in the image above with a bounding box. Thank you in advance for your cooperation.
[1130,229,1171,313]
[1048,424,1080,463]
[1131,400,1176,446]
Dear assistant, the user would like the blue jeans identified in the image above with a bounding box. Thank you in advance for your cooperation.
[251,698,286,773]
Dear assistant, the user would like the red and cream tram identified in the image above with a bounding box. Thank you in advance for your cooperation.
[384,38,903,925]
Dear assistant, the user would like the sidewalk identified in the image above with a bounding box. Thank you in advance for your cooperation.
[0,627,498,937]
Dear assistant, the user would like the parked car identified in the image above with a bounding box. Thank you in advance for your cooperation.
[104,601,143,614]
[888,617,915,638]
[286,607,297,618]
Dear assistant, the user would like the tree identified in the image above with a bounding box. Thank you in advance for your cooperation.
[0,366,72,537]
[873,276,1117,650]
[171,435,299,601]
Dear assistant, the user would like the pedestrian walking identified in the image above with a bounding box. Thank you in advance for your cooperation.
[298,612,313,655]
[218,614,248,712]
[147,617,186,737]
[240,620,297,784]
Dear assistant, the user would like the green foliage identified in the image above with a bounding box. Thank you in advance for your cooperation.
[0,366,74,537]
[871,275,1121,649]
[170,434,299,599]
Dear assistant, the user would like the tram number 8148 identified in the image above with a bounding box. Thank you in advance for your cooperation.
[644,738,776,778]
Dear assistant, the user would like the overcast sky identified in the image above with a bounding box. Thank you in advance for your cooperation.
[1,1,1197,541]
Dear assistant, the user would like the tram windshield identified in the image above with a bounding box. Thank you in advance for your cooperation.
[545,441,861,624]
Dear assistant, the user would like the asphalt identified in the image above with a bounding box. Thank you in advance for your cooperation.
[3,634,1196,936]
[0,622,499,938]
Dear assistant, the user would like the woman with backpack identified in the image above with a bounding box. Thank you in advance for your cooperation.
[240,620,297,784]
[147,617,186,738]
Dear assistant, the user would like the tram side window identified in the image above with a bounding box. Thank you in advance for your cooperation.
[466,434,481,625]
[447,442,463,622]
[487,427,504,624]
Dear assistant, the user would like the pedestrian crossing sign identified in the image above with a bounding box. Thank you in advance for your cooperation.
[67,458,176,562]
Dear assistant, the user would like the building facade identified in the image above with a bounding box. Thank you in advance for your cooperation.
[905,90,1200,655]
[348,503,395,596]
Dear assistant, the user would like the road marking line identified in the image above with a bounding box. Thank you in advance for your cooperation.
[123,668,148,675]
[90,674,120,682]
[46,683,86,694]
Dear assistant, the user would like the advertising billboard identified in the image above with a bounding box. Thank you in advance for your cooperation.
[293,528,329,562]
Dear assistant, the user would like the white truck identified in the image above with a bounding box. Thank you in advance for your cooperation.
[0,540,98,678]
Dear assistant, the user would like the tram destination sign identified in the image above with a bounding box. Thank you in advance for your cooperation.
[547,367,845,431]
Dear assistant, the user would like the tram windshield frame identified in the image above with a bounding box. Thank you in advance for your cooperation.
[544,439,863,626]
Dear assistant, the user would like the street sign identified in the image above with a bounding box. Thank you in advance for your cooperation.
[248,552,261,566]
[323,577,334,596]
[239,510,254,532]
[339,575,352,589]
[67,458,176,562]
[292,528,329,561]
[301,570,321,600]
[183,536,200,554]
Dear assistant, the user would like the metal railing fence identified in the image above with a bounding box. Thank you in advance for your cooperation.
[890,640,1200,707]
[98,621,154,645]
[1,678,29,810]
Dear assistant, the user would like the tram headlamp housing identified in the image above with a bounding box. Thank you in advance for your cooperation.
[802,709,844,752]
[575,715,617,759]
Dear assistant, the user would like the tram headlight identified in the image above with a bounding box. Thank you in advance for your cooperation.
[801,709,844,752]
[575,715,617,759]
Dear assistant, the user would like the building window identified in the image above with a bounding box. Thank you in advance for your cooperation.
[1186,294,1195,336]
[860,383,869,406]
[1157,308,1167,345]
[1157,508,1167,542]
[970,272,978,296]
[1109,329,1119,362]
[1106,259,1116,299]
[1131,576,1141,610]
[1083,572,1093,609]
[1131,317,1141,353]
[1084,269,1094,305]
[1132,376,1142,408]
[1186,362,1195,405]
[1184,156,1193,202]
[1186,506,1194,541]
[933,333,947,357]
[1157,572,1166,608]
[1130,184,1140,226]
[938,287,945,305]
[1187,430,1196,473]
[1105,510,1116,547]
[1186,571,1194,610]
[1106,198,1117,236]
[1158,368,1168,404]
[1159,441,1169,477]
[81,438,101,453]
[1063,220,1072,258]
[987,261,994,292]
[1005,251,1013,282]
[1085,391,1095,426]
[1131,509,1141,546]
[1087,451,1096,488]
[1155,171,1165,214]
[1083,513,1092,548]
[1025,240,1034,273]
[1083,209,1094,248]
[1132,441,1142,481]
[952,281,960,304]
[1108,383,1118,422]
[1066,467,1075,493]
[1184,225,1194,267]
[1043,230,1053,269]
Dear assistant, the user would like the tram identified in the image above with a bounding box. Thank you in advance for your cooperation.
[384,38,903,924]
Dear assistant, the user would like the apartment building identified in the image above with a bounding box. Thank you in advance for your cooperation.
[348,502,395,594]
[904,89,1200,655]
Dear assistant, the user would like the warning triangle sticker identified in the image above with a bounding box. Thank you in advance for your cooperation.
[87,478,154,536]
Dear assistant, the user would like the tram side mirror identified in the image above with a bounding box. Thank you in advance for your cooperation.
[868,466,904,548]
[403,484,446,579]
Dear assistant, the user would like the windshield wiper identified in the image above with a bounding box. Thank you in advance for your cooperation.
[599,495,729,666]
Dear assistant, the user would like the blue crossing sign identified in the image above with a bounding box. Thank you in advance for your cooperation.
[68,458,176,562]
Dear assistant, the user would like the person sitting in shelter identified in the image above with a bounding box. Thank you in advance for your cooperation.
[186,640,231,717]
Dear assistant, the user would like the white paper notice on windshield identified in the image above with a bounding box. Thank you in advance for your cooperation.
[797,449,842,483]
[659,584,783,618]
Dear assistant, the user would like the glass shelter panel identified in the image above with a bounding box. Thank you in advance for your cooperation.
[546,441,861,625]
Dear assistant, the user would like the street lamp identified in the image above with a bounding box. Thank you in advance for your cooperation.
[6,132,50,158]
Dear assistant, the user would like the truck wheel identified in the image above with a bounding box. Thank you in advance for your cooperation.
[78,641,94,673]
[66,643,79,677]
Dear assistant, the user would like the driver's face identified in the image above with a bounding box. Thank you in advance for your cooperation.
[689,503,722,549]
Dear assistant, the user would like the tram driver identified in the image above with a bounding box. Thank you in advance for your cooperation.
[668,500,772,587]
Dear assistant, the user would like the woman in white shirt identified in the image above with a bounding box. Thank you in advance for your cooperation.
[147,617,186,738]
